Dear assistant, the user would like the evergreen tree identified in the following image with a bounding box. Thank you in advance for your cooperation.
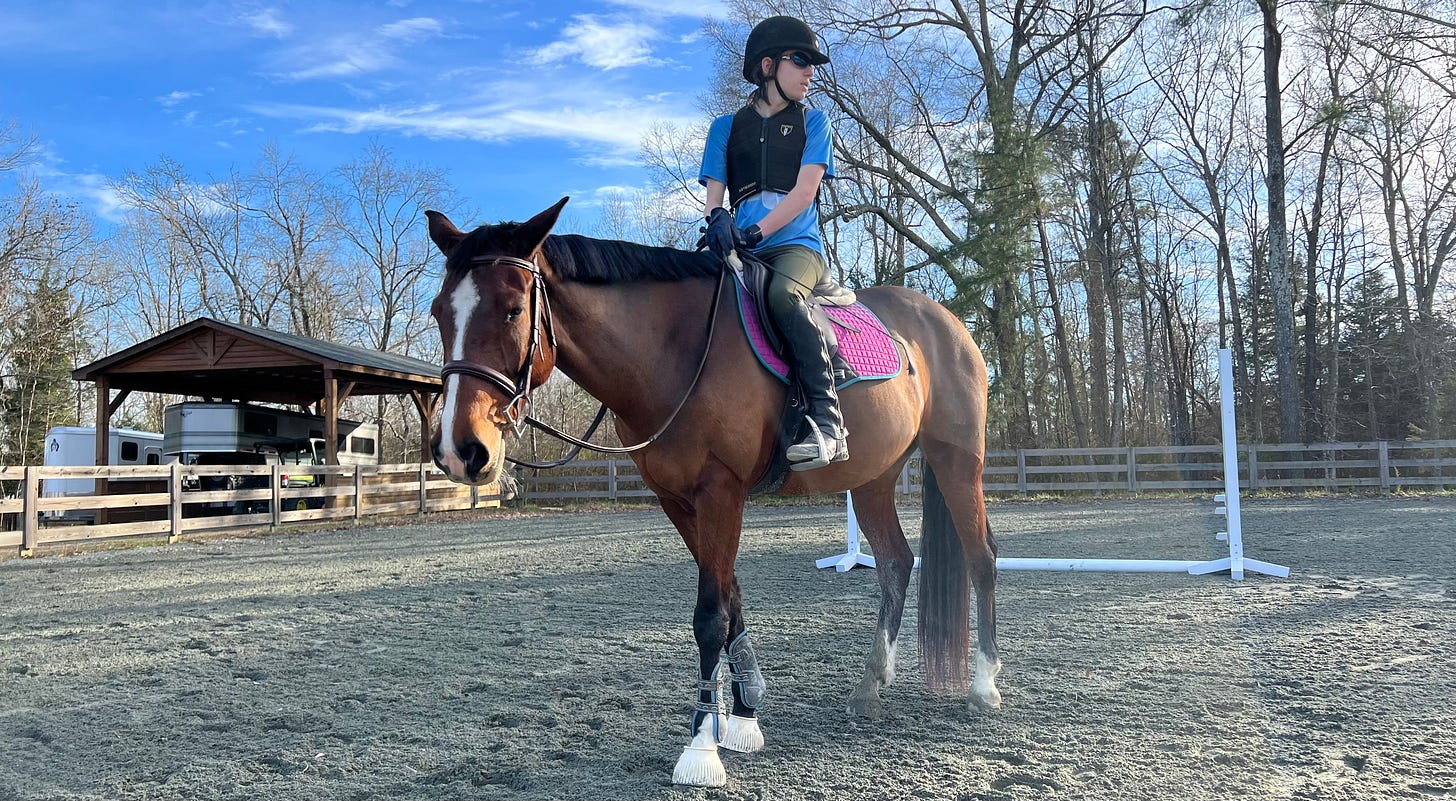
[1,266,79,465]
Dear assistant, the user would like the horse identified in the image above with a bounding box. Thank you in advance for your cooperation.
[424,198,999,788]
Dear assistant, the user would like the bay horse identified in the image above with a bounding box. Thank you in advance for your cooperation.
[425,198,999,788]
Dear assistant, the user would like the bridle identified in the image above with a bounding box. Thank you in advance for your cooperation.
[438,252,728,470]
[440,254,554,437]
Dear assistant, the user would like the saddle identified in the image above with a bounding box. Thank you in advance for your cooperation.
[726,249,903,494]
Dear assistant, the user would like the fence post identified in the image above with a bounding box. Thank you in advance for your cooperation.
[1127,447,1138,495]
[418,464,428,515]
[471,483,478,510]
[21,466,38,557]
[353,466,364,522]
[1016,450,1028,496]
[608,460,618,502]
[1247,446,1261,492]
[1378,441,1391,493]
[270,464,281,528]
[169,462,183,544]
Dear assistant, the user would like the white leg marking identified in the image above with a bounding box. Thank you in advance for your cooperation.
[437,274,479,476]
[971,651,1002,710]
[672,716,726,787]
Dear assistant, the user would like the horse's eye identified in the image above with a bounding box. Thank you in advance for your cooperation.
[507,306,526,322]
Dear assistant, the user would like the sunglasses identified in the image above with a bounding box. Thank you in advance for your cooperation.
[779,52,814,68]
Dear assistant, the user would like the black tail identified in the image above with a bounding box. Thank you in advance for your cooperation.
[917,462,971,695]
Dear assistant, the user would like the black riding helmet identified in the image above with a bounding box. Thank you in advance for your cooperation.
[741,15,831,83]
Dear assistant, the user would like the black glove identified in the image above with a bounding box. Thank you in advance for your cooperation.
[698,207,737,259]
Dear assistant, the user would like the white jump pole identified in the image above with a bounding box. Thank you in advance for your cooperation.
[818,348,1288,580]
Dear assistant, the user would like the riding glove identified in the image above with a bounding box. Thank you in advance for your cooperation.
[699,207,737,260]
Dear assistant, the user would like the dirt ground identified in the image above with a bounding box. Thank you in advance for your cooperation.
[1,495,1453,801]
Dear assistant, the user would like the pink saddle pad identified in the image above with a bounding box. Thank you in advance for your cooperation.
[734,278,902,388]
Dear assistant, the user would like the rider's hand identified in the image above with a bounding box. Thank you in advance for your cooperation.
[699,207,737,260]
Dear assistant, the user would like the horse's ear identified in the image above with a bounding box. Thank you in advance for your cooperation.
[513,196,570,254]
[425,210,466,255]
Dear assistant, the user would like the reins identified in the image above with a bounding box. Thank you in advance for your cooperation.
[440,254,729,470]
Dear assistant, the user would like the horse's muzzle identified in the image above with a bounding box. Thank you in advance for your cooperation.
[433,436,497,485]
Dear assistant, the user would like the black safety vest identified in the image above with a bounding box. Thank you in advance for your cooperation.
[726,104,807,208]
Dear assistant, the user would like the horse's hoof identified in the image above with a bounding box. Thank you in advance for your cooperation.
[673,718,727,787]
[718,714,764,753]
[969,686,1002,712]
[672,743,727,787]
[847,692,884,720]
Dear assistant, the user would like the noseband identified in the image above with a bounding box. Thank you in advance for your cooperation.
[440,254,554,436]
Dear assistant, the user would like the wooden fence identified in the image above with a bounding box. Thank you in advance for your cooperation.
[4,440,1451,556]
[511,440,1456,503]
[0,463,499,557]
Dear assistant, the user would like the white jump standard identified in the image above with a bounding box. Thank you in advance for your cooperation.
[819,348,1289,580]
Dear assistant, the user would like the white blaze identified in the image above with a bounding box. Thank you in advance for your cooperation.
[437,273,480,475]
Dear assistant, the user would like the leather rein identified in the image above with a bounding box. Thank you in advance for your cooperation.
[439,253,727,470]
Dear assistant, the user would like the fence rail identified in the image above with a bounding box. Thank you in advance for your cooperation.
[5,440,1452,555]
[0,463,500,556]
[512,440,1456,503]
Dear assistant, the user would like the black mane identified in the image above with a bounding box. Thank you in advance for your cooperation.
[451,223,720,284]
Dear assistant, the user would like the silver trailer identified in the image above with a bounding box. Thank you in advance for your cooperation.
[162,402,379,466]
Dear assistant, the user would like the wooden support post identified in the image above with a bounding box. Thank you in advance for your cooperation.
[1016,450,1028,496]
[1248,446,1261,492]
[1378,441,1391,493]
[323,369,338,509]
[270,463,281,527]
[418,463,428,515]
[353,465,363,521]
[94,379,111,526]
[1127,447,1138,495]
[169,462,183,544]
[21,466,38,557]
[410,390,437,464]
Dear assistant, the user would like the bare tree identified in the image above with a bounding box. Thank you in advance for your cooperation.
[113,158,283,326]
[246,142,343,341]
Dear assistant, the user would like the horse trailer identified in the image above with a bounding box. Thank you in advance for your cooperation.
[41,426,170,521]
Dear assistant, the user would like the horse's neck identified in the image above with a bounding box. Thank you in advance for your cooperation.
[548,279,712,424]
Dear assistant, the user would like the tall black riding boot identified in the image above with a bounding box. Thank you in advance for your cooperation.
[777,299,849,471]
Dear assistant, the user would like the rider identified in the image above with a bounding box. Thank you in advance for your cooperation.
[698,15,847,471]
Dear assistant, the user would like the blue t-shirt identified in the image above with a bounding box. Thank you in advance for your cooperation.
[698,105,835,257]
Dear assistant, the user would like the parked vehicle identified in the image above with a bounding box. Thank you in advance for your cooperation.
[166,402,380,515]
[163,402,379,466]
[41,427,170,521]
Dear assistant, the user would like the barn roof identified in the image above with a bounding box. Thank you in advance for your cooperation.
[72,317,442,406]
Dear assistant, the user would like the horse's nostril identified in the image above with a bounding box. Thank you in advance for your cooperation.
[459,438,491,477]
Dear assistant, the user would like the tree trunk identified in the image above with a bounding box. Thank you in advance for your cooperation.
[1258,0,1302,443]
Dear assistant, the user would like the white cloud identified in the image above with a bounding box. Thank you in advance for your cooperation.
[248,81,699,160]
[277,43,399,81]
[602,0,731,17]
[378,17,443,41]
[47,173,131,224]
[268,17,444,81]
[530,16,659,70]
[242,8,293,38]
[157,90,198,107]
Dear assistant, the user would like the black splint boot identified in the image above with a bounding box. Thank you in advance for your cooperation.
[778,299,849,471]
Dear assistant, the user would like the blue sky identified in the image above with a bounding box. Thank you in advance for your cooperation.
[1,0,731,230]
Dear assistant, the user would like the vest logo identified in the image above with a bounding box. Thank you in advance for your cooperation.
[780,124,794,136]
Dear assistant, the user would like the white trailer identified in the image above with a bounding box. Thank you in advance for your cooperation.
[41,426,169,520]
